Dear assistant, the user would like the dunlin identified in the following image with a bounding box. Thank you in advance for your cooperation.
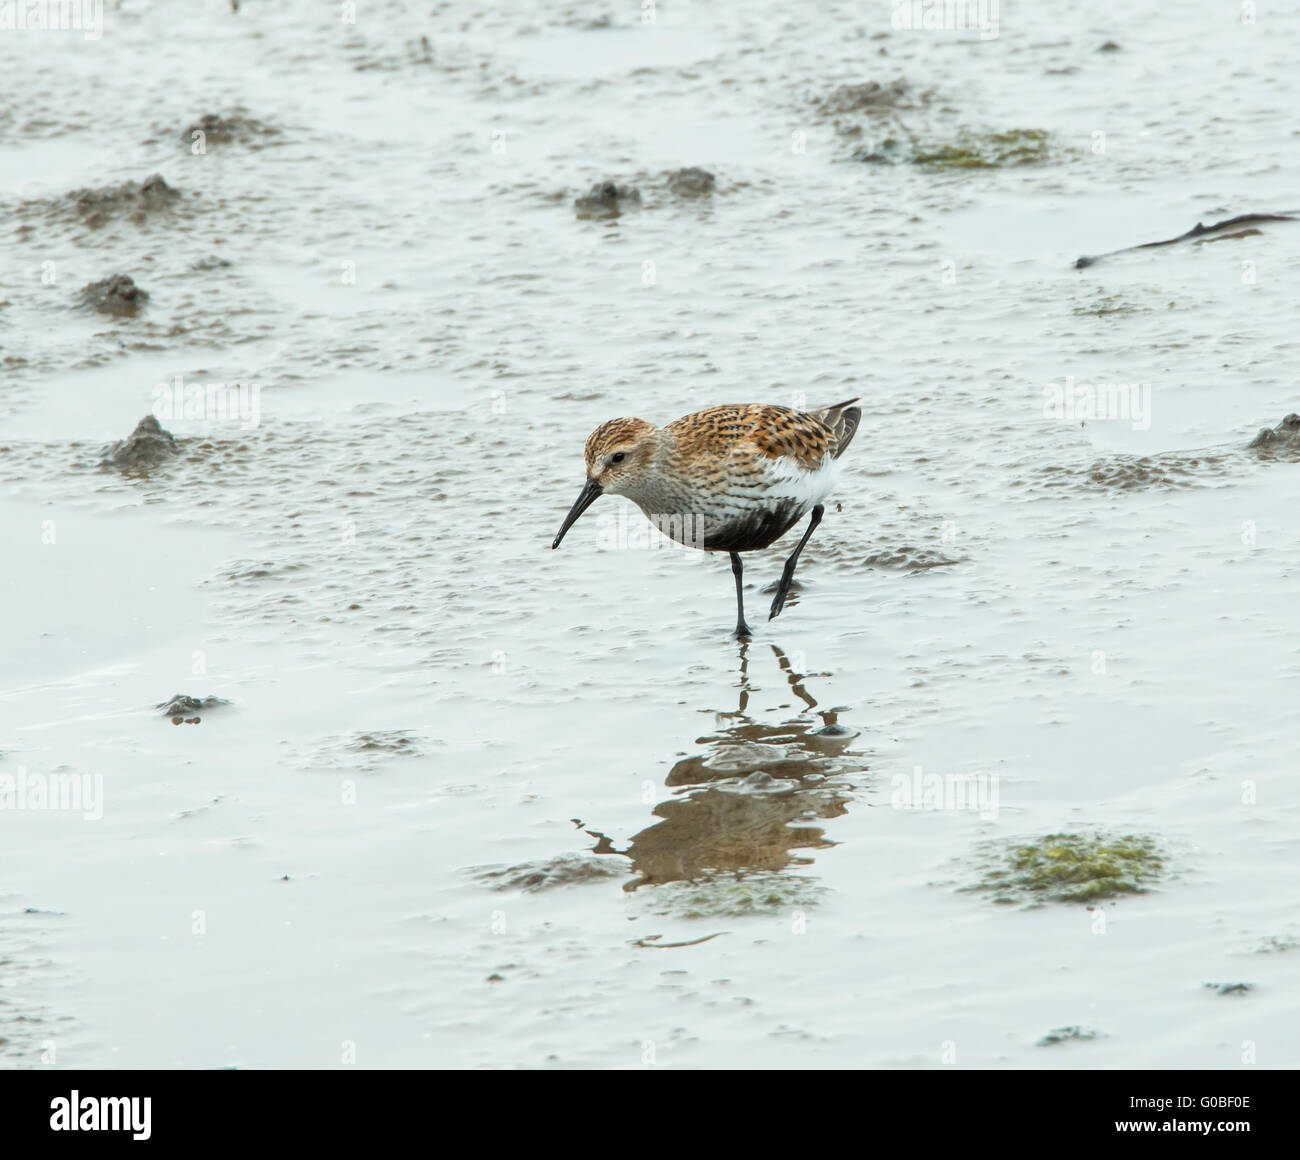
[552,399,860,636]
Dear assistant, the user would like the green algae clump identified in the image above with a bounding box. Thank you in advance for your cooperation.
[648,872,823,919]
[914,129,1052,168]
[855,128,1055,169]
[972,832,1165,905]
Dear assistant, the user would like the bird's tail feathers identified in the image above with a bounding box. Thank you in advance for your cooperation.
[811,397,861,459]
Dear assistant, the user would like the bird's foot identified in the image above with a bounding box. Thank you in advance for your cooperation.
[768,567,801,620]
[732,621,754,640]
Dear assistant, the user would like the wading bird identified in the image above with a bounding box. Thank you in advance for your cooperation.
[552,399,860,636]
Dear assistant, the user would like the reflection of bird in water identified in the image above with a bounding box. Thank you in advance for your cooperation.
[667,642,851,786]
[579,644,859,891]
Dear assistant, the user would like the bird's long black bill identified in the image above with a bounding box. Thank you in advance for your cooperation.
[552,479,603,548]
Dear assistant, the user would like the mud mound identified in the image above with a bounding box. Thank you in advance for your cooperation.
[664,167,716,198]
[345,731,422,756]
[1247,412,1300,458]
[157,694,230,725]
[62,173,181,229]
[101,415,178,473]
[574,181,641,220]
[78,274,148,317]
[176,111,282,150]
[810,78,931,119]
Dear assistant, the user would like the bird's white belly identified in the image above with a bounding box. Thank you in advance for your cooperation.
[755,452,841,509]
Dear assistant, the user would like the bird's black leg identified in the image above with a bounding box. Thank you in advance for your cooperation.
[769,504,824,620]
[730,551,753,639]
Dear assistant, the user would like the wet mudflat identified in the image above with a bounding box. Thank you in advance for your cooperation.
[1,2,1298,1068]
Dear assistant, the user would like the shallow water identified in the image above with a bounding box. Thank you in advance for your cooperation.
[2,1,1299,1068]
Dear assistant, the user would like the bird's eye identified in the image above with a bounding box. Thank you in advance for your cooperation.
[610,452,626,465]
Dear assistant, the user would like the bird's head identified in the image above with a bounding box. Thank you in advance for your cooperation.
[552,418,657,548]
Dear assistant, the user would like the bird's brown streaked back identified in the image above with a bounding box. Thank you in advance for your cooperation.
[664,402,859,473]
